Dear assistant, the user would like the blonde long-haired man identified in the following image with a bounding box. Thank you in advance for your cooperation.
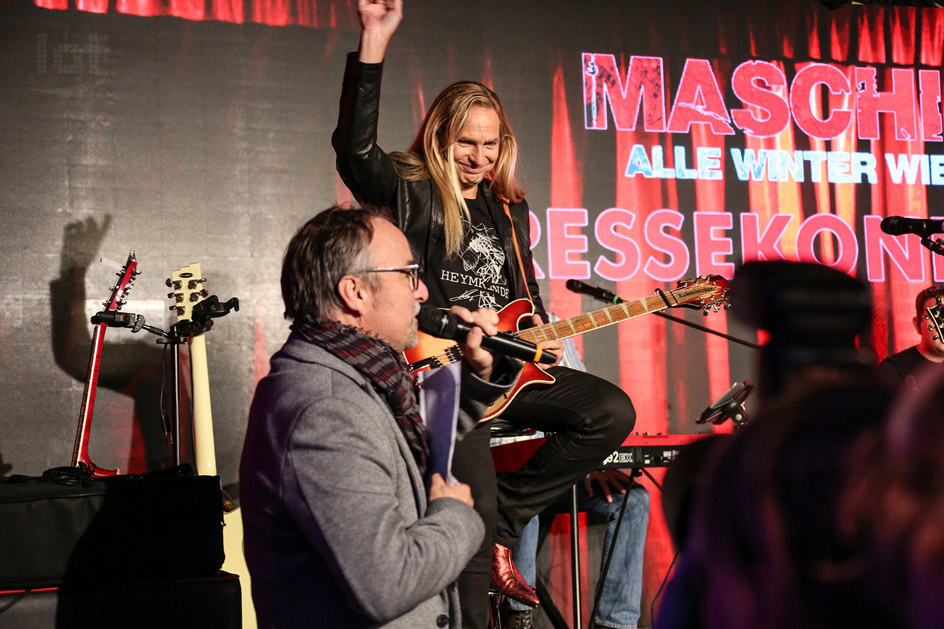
[333,3,636,627]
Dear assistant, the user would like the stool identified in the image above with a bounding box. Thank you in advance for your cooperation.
[487,589,504,629]
[489,425,583,629]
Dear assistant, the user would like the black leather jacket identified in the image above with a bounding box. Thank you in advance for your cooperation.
[332,52,547,321]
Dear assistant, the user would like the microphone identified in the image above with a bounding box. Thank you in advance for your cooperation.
[880,216,944,237]
[565,279,622,304]
[417,307,558,365]
[91,311,145,332]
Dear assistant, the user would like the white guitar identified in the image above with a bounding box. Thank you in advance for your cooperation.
[169,263,256,629]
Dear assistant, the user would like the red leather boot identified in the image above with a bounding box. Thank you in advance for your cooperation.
[489,543,540,608]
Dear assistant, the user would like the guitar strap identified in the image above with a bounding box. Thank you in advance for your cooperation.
[503,203,534,304]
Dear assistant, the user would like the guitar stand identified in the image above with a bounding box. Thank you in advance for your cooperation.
[92,294,239,468]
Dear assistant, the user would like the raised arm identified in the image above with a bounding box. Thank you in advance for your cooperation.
[357,0,402,63]
[332,1,404,208]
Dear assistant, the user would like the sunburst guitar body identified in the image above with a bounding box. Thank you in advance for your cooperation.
[404,276,730,420]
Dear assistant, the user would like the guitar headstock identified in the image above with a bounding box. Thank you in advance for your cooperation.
[167,262,208,323]
[103,252,139,313]
[926,299,944,343]
[673,275,731,314]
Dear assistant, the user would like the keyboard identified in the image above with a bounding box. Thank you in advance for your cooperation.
[490,433,713,473]
[599,433,711,469]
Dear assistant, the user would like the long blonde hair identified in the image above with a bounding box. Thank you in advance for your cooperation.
[392,81,525,258]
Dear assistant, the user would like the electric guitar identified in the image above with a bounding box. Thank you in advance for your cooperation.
[405,275,730,420]
[169,263,255,629]
[71,252,139,477]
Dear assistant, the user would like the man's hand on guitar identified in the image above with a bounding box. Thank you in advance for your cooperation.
[531,314,564,367]
[450,306,499,382]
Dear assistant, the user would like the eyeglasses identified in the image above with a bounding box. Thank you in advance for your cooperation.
[353,264,421,291]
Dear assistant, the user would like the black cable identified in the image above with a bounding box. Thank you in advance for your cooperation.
[0,591,27,614]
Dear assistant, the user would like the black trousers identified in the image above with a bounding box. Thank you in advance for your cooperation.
[451,366,635,629]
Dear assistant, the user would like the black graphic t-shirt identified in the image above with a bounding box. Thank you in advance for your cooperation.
[878,345,936,390]
[425,195,513,312]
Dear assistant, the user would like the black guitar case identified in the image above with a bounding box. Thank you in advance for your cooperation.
[0,465,224,589]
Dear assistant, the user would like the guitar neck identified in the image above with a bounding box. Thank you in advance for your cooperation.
[72,322,107,467]
[517,292,676,344]
[190,332,217,476]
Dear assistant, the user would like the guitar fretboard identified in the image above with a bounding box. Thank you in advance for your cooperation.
[517,286,708,344]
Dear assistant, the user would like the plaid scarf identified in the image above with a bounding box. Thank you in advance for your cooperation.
[295,318,430,477]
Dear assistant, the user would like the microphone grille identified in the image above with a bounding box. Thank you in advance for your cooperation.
[880,216,907,236]
[565,279,583,292]
[417,307,456,338]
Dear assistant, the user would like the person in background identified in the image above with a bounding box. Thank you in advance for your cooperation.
[655,380,895,629]
[878,284,944,389]
[841,366,944,627]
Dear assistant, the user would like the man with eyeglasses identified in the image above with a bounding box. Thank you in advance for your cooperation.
[333,2,636,626]
[240,205,519,628]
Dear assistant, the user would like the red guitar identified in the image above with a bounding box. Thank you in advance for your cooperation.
[71,252,139,477]
[405,276,730,420]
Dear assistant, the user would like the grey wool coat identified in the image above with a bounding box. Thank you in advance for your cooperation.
[240,332,509,628]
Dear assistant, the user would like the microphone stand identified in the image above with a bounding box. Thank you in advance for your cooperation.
[920,236,944,256]
[91,295,239,468]
[653,310,759,350]
[91,310,186,464]
[585,292,761,350]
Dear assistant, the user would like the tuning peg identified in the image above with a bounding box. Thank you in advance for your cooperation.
[165,278,172,287]
[724,302,732,310]
[702,308,710,316]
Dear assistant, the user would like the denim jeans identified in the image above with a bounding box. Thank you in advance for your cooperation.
[508,480,650,629]
[453,366,635,629]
